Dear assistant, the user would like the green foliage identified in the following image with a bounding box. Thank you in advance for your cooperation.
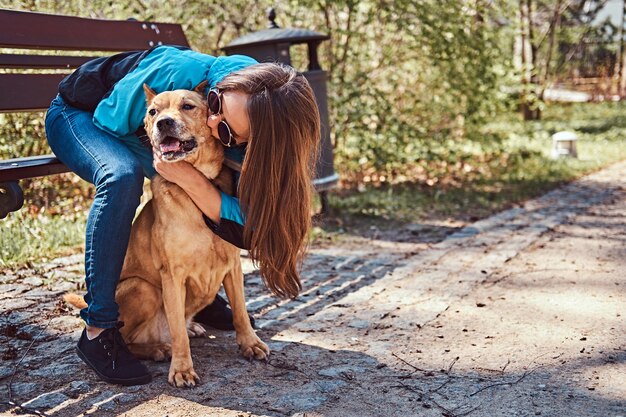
[0,210,86,267]
[0,113,94,212]
[280,0,513,182]
[1,1,625,265]
[1,0,514,197]
[0,113,47,158]
[331,101,626,224]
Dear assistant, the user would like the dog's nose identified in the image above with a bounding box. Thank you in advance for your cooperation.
[157,117,175,130]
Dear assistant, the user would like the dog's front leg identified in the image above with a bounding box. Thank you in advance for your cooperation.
[222,263,270,360]
[161,270,199,387]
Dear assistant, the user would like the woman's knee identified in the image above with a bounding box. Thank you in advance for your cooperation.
[98,161,144,198]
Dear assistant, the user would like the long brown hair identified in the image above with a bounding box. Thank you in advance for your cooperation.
[217,63,320,298]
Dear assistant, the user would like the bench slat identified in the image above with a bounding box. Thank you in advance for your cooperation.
[0,155,69,182]
[0,54,99,69]
[0,9,189,51]
[0,10,195,215]
[0,73,66,112]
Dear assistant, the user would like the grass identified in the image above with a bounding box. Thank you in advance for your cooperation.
[0,210,86,268]
[325,101,626,233]
[2,101,626,267]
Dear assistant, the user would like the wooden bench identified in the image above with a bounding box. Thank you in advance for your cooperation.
[0,9,190,218]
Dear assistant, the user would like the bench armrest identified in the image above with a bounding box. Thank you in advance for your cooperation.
[0,155,69,182]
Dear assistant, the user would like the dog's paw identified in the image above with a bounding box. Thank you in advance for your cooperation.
[168,366,200,388]
[238,334,270,361]
[187,321,207,338]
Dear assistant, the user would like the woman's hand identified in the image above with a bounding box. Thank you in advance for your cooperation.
[153,152,199,187]
[153,152,222,222]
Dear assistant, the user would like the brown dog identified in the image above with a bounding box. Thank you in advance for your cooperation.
[68,83,269,387]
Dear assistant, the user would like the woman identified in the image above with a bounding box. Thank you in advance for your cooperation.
[45,45,320,385]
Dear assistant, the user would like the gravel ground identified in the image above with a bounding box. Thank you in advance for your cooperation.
[1,161,624,417]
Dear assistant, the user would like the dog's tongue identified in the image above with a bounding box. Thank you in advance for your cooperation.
[159,137,181,153]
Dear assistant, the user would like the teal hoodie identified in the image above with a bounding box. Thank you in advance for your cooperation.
[93,45,257,137]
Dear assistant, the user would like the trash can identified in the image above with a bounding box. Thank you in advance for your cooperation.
[223,8,338,211]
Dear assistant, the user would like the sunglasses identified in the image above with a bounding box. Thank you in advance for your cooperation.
[207,89,236,147]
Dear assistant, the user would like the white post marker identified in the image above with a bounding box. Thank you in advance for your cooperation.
[551,131,578,159]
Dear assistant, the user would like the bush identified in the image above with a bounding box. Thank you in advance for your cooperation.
[2,1,514,199]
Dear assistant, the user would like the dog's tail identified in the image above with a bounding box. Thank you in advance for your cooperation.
[63,293,88,309]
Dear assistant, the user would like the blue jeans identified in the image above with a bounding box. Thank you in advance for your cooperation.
[45,95,155,328]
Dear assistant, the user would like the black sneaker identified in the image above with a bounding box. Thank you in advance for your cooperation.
[75,322,152,386]
[193,294,256,331]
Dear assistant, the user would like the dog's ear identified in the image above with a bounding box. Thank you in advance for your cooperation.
[143,83,157,104]
[193,80,209,95]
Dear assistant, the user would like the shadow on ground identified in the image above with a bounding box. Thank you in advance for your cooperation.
[1,165,625,416]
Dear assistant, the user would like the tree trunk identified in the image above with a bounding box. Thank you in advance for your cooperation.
[519,0,533,120]
[519,0,540,120]
[618,0,626,99]
[540,0,563,102]
[526,0,541,120]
